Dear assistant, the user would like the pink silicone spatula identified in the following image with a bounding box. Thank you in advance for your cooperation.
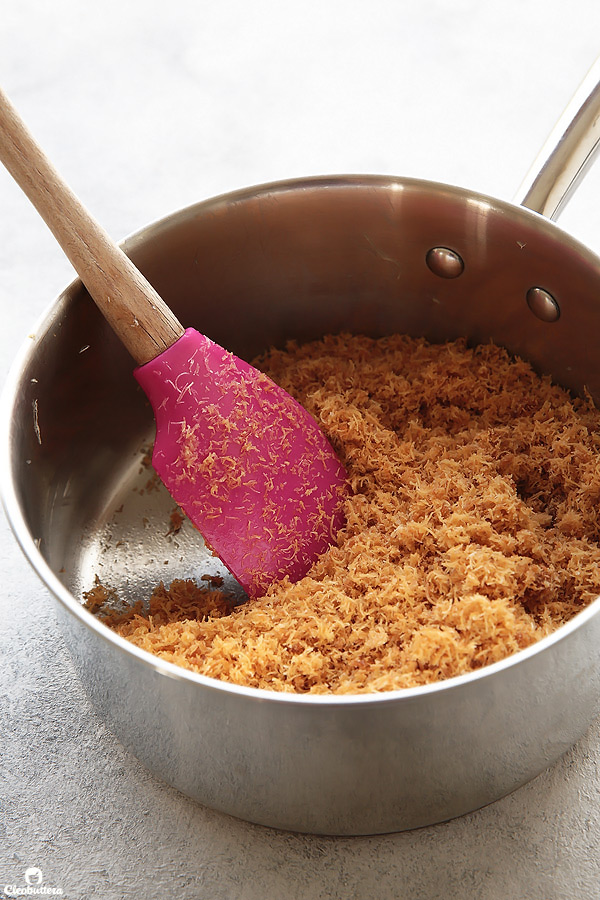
[0,87,348,598]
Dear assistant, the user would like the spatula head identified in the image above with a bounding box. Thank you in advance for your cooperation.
[134,328,348,598]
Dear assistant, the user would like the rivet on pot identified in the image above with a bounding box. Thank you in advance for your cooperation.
[426,247,464,279]
[526,287,560,322]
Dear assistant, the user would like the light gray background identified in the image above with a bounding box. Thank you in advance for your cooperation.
[1,2,600,898]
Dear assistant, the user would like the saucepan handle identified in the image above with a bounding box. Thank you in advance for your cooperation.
[514,56,600,220]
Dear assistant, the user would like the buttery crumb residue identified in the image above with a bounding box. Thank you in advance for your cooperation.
[85,334,600,693]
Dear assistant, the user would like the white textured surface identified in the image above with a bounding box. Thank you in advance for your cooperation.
[2,2,600,897]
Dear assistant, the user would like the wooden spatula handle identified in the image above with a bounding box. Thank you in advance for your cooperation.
[0,86,184,365]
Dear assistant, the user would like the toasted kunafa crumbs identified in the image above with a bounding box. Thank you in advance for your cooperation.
[88,334,600,694]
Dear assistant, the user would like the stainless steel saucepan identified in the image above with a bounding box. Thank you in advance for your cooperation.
[3,61,600,835]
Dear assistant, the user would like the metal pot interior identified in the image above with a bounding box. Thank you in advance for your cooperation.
[11,176,600,588]
[10,176,600,596]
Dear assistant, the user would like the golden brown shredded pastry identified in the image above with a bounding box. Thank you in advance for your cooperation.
[167,506,185,536]
[91,335,600,693]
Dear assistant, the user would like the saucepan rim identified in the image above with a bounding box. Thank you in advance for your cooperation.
[3,173,600,707]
